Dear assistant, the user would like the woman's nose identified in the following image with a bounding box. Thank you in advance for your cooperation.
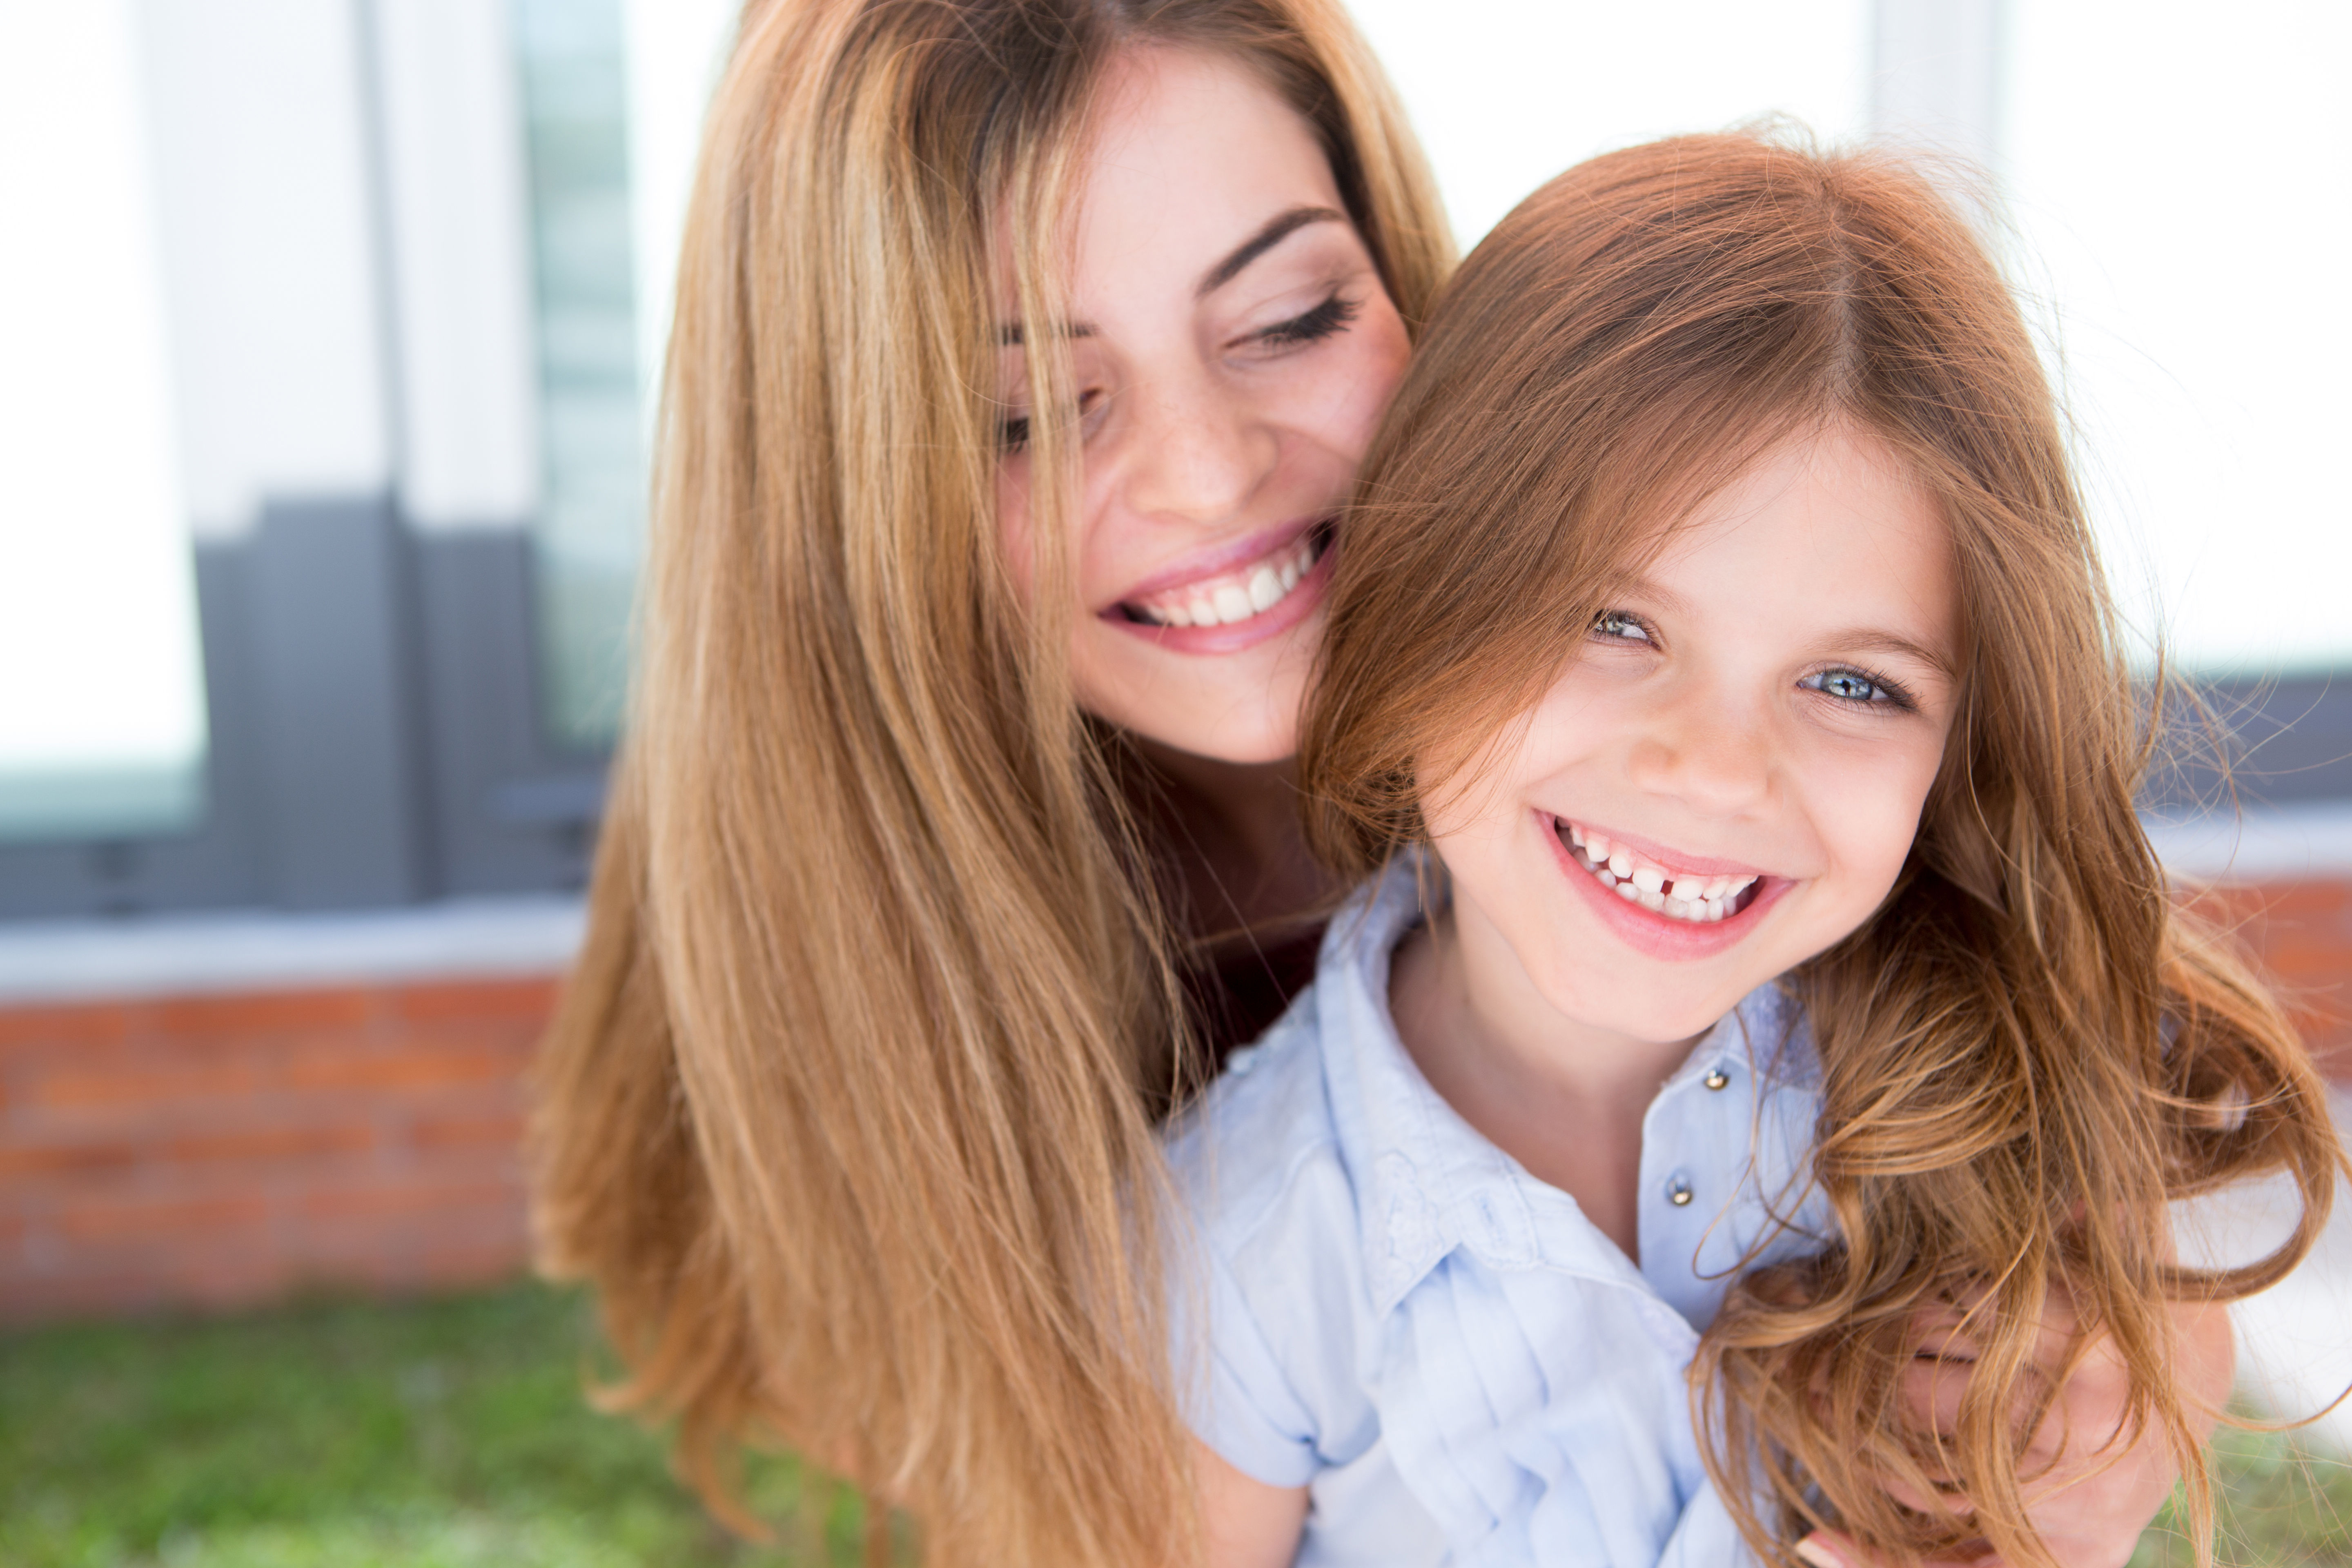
[1115,372,1276,526]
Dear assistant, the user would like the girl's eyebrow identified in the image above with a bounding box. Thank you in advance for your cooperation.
[1825,630,1958,678]
[1619,578,1955,677]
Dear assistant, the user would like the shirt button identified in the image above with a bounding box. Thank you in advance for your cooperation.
[1667,1174,1694,1207]
[1703,1067,1730,1091]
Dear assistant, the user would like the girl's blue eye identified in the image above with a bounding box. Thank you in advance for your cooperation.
[1591,610,1650,643]
[1802,667,1909,708]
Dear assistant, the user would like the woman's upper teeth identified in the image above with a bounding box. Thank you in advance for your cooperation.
[1129,534,1316,628]
[1562,820,1756,922]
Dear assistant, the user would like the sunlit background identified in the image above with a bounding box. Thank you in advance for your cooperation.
[0,6,2346,1563]
[2,0,2344,863]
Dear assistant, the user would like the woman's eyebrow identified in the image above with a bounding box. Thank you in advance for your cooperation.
[1197,204,1345,297]
[997,321,1094,347]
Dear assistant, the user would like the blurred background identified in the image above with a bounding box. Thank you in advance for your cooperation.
[0,1,2346,1563]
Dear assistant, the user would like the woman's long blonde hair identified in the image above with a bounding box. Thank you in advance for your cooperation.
[527,2,1448,1562]
[1300,132,2346,1568]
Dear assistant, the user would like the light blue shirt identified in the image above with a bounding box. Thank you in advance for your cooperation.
[1164,865,1833,1567]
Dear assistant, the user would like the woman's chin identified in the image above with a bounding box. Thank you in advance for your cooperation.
[1076,647,1308,769]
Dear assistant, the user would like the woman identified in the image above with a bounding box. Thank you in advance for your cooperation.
[530,3,1448,1564]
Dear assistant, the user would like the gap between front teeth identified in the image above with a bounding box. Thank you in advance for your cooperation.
[1561,821,1755,924]
[1128,534,1318,628]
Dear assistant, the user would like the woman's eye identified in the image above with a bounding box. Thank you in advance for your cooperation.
[1800,667,1911,708]
[1254,292,1362,349]
[997,391,1106,455]
[1590,610,1651,644]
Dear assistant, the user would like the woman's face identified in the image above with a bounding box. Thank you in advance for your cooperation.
[995,48,1414,764]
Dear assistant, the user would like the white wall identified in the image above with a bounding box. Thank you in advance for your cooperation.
[132,0,392,542]
[2004,0,2352,675]
[1347,0,1873,250]
[372,0,544,531]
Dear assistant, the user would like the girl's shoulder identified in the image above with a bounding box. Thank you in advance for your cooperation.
[1164,982,1354,1248]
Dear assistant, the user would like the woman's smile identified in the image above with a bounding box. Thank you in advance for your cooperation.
[993,48,1412,764]
[1103,516,1336,652]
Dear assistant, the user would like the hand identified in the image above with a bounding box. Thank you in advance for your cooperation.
[1797,1287,2233,1568]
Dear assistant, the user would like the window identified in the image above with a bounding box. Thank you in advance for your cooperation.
[514,0,644,751]
[0,2,207,842]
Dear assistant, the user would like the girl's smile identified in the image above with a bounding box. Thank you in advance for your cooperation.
[1544,813,1796,962]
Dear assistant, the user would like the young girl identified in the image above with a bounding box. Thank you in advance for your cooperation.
[1171,133,2346,1567]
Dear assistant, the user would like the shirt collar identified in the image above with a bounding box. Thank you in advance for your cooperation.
[1314,858,1815,1318]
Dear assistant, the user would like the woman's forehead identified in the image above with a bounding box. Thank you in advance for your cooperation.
[1003,47,1344,317]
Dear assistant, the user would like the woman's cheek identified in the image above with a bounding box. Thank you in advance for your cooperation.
[994,459,1038,606]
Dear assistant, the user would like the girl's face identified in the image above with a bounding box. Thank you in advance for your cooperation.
[1425,428,1961,1047]
[995,48,1413,764]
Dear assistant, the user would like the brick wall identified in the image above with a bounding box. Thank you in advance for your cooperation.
[2186,879,2352,1080]
[0,975,556,1323]
[2,878,2348,1325]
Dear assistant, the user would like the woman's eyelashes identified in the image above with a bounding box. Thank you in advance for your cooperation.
[997,390,1106,454]
[1249,290,1361,350]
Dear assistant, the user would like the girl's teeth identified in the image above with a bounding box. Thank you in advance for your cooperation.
[1561,820,1757,927]
[1213,585,1252,621]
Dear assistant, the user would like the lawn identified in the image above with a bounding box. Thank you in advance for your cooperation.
[0,1283,891,1568]
[1,1281,2344,1567]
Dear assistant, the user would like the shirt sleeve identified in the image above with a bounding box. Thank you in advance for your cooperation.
[1181,1235,1324,1489]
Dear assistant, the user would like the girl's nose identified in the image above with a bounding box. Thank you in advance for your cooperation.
[1116,372,1276,526]
[1625,681,1776,814]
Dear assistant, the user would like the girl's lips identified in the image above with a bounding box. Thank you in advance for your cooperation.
[1102,526,1334,655]
[1541,811,1793,960]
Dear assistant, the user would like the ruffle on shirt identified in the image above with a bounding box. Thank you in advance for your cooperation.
[1377,1238,1717,1566]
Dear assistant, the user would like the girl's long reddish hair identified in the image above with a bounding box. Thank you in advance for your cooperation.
[1300,132,2346,1568]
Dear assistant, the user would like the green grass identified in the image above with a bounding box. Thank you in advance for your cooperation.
[2131,1416,2352,1568]
[0,1283,892,1568]
[4,1282,2346,1567]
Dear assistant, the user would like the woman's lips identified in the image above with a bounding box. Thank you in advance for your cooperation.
[1100,520,1334,655]
[1123,532,1319,628]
